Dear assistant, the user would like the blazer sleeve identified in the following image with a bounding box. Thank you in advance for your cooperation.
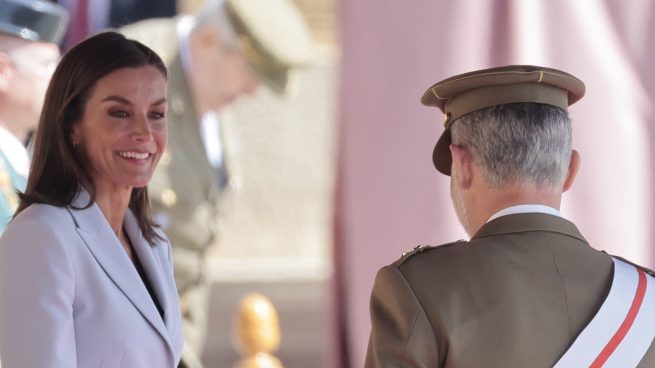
[0,216,77,367]
[365,265,440,368]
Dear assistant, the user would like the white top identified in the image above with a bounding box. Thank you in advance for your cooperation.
[0,126,29,178]
[199,111,225,169]
[486,204,561,223]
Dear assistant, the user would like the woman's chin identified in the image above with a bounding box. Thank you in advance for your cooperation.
[125,176,153,189]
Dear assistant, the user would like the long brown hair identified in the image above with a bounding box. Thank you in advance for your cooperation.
[16,31,168,245]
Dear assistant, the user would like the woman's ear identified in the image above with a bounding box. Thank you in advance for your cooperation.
[563,149,580,192]
[70,125,81,146]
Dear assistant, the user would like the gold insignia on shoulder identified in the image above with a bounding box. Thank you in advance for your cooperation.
[402,244,425,257]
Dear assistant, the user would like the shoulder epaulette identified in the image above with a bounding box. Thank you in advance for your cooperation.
[394,239,467,266]
[606,253,655,278]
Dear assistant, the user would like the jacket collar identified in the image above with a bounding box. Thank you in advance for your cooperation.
[66,190,174,358]
[472,212,588,244]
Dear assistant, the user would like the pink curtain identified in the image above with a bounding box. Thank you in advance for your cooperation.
[333,0,655,366]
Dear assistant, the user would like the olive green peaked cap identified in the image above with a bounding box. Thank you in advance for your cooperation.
[421,65,585,175]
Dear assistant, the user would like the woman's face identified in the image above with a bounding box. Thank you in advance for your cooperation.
[71,65,168,191]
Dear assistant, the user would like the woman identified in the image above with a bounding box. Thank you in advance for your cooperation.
[0,32,183,367]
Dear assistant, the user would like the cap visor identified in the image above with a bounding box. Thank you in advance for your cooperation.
[432,130,452,175]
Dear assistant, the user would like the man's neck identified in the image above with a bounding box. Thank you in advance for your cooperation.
[466,182,562,236]
[487,204,561,223]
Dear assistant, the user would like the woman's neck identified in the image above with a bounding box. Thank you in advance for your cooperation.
[92,183,133,235]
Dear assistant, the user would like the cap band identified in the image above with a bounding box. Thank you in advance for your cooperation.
[443,83,568,125]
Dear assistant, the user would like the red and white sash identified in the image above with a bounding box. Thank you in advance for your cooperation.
[554,257,655,367]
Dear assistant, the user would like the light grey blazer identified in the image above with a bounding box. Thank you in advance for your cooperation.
[0,190,183,367]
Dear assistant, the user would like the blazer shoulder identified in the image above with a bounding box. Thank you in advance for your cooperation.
[392,239,468,267]
[152,226,170,243]
[12,203,70,227]
[152,226,172,252]
[2,204,76,250]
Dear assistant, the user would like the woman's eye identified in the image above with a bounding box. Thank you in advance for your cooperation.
[149,111,166,120]
[109,109,130,118]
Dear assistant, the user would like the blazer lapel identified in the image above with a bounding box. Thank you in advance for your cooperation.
[67,191,173,354]
[123,210,177,336]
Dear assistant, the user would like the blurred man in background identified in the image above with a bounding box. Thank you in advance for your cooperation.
[0,0,68,232]
[120,1,313,366]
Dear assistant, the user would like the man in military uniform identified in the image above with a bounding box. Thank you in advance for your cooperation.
[0,0,68,232]
[365,65,655,367]
[120,1,313,367]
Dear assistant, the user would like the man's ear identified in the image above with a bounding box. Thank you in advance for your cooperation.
[563,149,580,192]
[450,144,473,189]
[0,52,14,92]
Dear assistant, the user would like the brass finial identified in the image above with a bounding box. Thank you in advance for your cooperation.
[233,293,283,368]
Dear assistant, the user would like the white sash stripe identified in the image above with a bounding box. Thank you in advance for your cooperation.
[554,258,641,367]
[603,271,655,367]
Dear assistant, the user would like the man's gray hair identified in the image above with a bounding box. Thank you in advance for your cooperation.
[450,103,572,189]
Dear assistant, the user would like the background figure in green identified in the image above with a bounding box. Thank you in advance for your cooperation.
[0,0,69,232]
[120,0,314,366]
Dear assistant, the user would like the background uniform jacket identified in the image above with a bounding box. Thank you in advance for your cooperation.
[366,213,655,367]
[0,191,183,367]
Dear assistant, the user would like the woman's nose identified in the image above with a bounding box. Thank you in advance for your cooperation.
[132,115,153,141]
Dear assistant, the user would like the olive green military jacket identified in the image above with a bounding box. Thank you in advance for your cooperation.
[365,213,655,367]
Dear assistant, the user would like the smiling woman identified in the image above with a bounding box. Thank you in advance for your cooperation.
[0,32,183,368]
[71,66,168,193]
